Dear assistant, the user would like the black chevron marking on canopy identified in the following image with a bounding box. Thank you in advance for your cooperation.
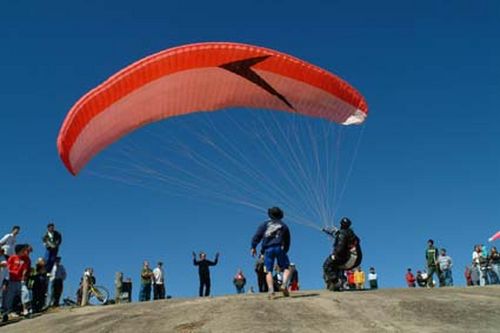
[219,55,294,110]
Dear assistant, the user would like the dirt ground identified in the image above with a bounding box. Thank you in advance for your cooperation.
[1,286,499,333]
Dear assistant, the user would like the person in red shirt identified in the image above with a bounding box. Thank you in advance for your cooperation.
[346,270,355,289]
[1,244,32,322]
[406,268,416,288]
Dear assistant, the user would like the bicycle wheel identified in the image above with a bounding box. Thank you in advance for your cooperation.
[89,285,110,305]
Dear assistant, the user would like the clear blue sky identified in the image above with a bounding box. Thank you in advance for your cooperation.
[1,0,499,300]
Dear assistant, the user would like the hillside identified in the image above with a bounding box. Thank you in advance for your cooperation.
[2,286,499,333]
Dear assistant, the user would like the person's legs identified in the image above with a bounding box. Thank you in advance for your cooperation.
[199,280,204,297]
[139,284,146,301]
[205,279,211,297]
[160,284,165,299]
[491,264,500,284]
[153,284,159,300]
[145,284,151,301]
[53,279,63,307]
[265,272,274,294]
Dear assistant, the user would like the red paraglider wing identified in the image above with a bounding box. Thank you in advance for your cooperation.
[57,42,368,175]
[489,231,500,242]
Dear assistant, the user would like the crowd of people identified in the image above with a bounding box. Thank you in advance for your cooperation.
[0,224,66,322]
[405,240,499,288]
[2,209,496,325]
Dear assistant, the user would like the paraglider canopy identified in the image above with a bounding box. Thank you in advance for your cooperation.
[57,42,368,175]
[489,231,500,242]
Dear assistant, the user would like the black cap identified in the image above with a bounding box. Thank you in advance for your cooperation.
[340,217,351,229]
[268,207,284,220]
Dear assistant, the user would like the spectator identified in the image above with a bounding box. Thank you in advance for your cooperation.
[1,244,31,322]
[42,223,62,273]
[354,267,365,290]
[346,270,355,289]
[233,269,246,294]
[368,267,378,289]
[406,268,416,288]
[464,266,472,286]
[31,258,48,313]
[473,245,488,286]
[425,239,439,287]
[255,254,268,293]
[0,249,8,310]
[488,246,499,284]
[77,268,96,305]
[0,226,21,259]
[139,261,153,302]
[416,270,427,287]
[153,261,166,300]
[251,207,291,299]
[114,272,123,304]
[289,263,299,291]
[50,256,66,307]
[193,251,219,297]
[470,263,480,286]
[437,249,453,287]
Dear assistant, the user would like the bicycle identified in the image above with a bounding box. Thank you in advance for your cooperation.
[87,283,110,305]
[77,282,110,306]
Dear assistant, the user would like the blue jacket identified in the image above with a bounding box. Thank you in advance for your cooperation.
[251,219,291,253]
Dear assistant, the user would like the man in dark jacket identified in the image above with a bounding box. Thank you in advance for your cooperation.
[322,217,362,291]
[193,251,219,297]
[42,223,62,273]
[251,207,291,299]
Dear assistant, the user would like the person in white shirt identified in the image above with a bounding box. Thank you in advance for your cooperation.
[0,248,8,307]
[368,267,378,289]
[153,261,165,300]
[0,226,21,258]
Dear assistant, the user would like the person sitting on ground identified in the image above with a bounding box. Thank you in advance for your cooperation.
[233,269,246,294]
[354,267,365,290]
[416,270,427,287]
[322,217,362,291]
[251,207,292,299]
[288,263,299,291]
[406,268,416,288]
[368,267,378,289]
[193,251,219,297]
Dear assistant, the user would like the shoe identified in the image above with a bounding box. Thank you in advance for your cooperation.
[280,286,290,297]
[2,313,8,323]
[267,292,275,300]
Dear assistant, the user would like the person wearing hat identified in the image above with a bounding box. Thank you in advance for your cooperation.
[250,206,291,299]
[322,217,362,291]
